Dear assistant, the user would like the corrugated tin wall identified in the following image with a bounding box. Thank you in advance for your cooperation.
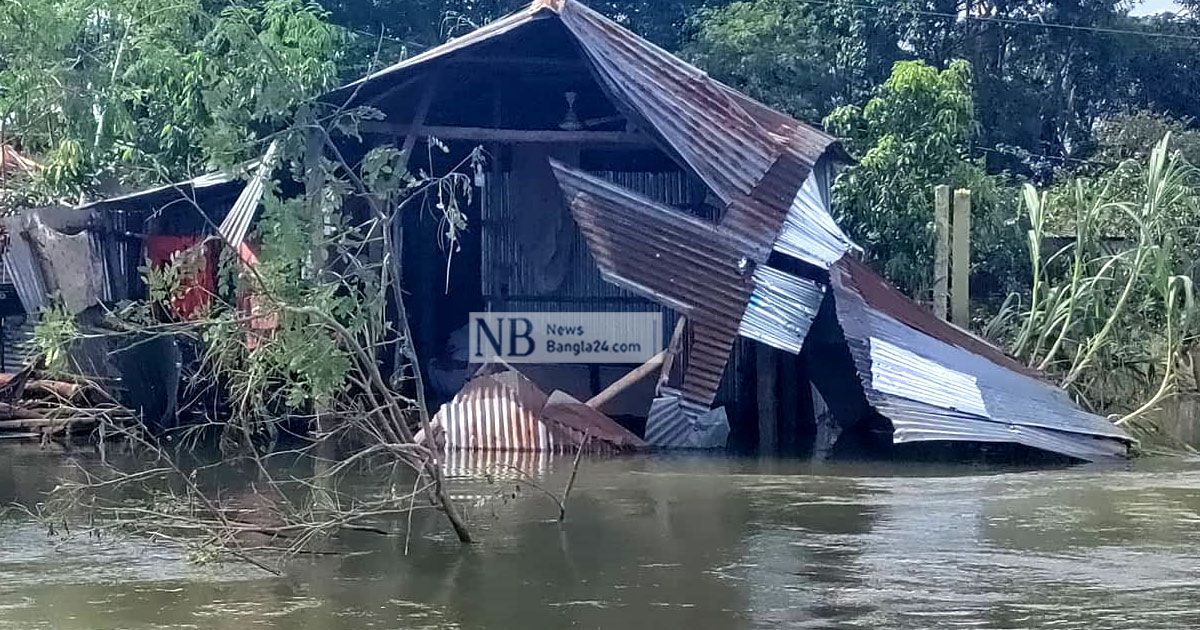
[481,167,744,408]
[482,169,699,306]
[482,169,693,344]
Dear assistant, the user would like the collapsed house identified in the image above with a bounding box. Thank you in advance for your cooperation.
[0,0,1132,461]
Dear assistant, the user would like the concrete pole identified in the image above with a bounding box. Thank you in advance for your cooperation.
[933,185,951,320]
[951,188,972,327]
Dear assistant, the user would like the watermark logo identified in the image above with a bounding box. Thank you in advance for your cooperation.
[469,312,662,364]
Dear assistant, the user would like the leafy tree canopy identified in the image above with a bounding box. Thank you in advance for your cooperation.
[684,0,1200,172]
[825,60,1022,298]
[0,0,343,202]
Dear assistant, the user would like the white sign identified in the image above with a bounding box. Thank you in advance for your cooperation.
[468,312,663,364]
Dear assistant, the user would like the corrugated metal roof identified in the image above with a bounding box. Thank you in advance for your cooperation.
[837,255,1041,378]
[551,161,750,406]
[561,0,843,264]
[738,265,825,354]
[433,368,645,453]
[331,5,551,99]
[830,259,1132,460]
[328,0,845,268]
[645,390,730,448]
[75,171,238,213]
[0,214,48,314]
[217,140,278,248]
[560,2,781,204]
[772,155,856,268]
[869,336,989,418]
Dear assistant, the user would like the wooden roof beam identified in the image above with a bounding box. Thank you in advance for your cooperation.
[448,55,587,71]
[360,122,654,146]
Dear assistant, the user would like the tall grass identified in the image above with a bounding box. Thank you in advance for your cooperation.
[987,135,1200,435]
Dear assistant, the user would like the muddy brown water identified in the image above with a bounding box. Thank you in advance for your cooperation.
[1,446,1199,629]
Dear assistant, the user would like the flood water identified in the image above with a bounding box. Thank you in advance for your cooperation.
[1,446,1199,629]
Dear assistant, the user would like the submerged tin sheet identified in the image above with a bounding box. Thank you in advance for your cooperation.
[645,389,730,449]
[434,368,644,453]
[830,258,1132,460]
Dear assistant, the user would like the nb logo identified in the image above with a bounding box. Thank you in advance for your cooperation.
[472,317,535,359]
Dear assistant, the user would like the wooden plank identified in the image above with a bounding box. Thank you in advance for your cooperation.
[361,122,653,146]
[400,78,438,159]
[450,55,587,71]
[586,351,666,413]
[359,73,425,108]
[0,432,42,441]
[658,317,688,394]
[951,188,972,327]
[394,79,437,411]
[933,185,951,320]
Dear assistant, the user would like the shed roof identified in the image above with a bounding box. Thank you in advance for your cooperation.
[38,0,1130,459]
[330,0,847,256]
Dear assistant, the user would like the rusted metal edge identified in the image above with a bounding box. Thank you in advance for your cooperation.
[550,161,749,406]
[433,368,645,453]
[830,257,1132,461]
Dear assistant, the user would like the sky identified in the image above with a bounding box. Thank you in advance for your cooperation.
[1129,0,1184,15]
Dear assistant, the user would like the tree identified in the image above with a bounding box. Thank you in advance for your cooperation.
[683,0,1200,173]
[320,0,726,56]
[685,0,908,121]
[1092,110,1200,164]
[0,0,343,202]
[824,59,1019,299]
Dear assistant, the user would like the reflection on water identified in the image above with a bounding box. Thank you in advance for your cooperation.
[1,446,1199,629]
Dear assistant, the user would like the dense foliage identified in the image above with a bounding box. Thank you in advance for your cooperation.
[987,136,1200,432]
[686,0,907,120]
[0,0,342,202]
[686,0,1200,174]
[6,0,1198,206]
[824,59,1023,299]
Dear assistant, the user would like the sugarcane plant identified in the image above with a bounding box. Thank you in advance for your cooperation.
[988,134,1200,440]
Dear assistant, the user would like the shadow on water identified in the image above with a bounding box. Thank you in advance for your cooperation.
[1,445,1199,629]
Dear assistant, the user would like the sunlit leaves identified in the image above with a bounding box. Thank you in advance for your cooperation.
[824,60,1020,298]
[0,0,342,201]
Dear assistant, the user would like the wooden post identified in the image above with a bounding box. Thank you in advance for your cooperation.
[933,185,951,320]
[400,78,437,159]
[951,188,972,327]
[778,353,800,455]
[391,78,436,396]
[756,344,778,455]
